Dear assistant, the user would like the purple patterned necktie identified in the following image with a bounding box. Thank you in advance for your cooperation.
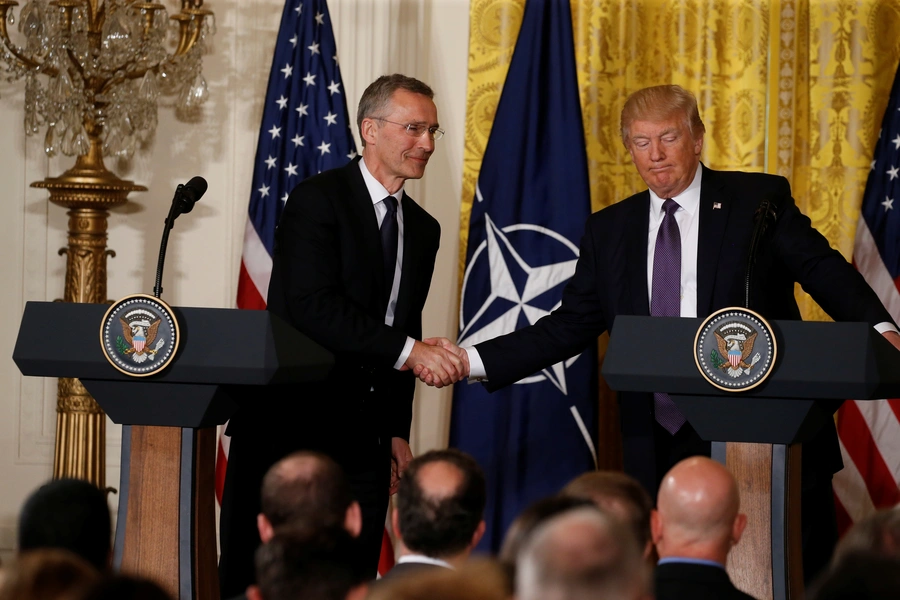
[651,199,687,434]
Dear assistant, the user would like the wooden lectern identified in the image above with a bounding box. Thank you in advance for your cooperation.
[603,316,900,600]
[13,302,334,599]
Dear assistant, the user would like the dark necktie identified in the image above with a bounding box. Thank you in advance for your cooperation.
[380,196,399,302]
[651,199,687,435]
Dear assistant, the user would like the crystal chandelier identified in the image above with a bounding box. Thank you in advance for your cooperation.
[0,0,215,160]
[0,0,214,491]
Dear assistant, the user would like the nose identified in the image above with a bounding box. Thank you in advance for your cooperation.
[418,131,435,152]
[649,140,665,161]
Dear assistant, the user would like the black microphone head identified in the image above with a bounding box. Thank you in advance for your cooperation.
[174,176,208,214]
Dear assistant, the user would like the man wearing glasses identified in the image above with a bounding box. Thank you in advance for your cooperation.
[221,74,462,591]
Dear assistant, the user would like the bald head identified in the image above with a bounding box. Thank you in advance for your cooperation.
[517,507,649,600]
[652,457,746,563]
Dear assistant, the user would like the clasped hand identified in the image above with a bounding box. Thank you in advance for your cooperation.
[401,338,469,388]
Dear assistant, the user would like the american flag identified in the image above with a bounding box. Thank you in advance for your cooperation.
[832,62,900,533]
[217,0,355,506]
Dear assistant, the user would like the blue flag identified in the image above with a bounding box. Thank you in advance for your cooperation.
[449,0,598,552]
[237,0,357,310]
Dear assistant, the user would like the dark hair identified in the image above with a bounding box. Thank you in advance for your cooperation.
[807,551,900,600]
[0,548,100,600]
[254,526,365,600]
[396,449,486,558]
[18,479,111,571]
[78,575,172,600]
[356,74,434,147]
[562,471,653,548]
[498,495,596,565]
[260,451,353,530]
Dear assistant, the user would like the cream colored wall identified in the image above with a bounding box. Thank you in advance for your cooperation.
[0,0,467,561]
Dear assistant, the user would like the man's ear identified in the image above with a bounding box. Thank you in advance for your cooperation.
[469,520,486,551]
[360,118,379,147]
[246,585,264,600]
[731,513,748,547]
[345,501,363,538]
[257,513,274,544]
[650,509,663,546]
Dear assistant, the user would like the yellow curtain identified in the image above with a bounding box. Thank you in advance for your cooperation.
[461,0,900,463]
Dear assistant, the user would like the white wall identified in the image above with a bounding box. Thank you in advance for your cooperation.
[0,0,468,561]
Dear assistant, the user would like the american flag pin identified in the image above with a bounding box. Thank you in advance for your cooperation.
[713,202,722,209]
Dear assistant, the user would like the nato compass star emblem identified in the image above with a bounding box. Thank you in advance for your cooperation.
[458,213,583,394]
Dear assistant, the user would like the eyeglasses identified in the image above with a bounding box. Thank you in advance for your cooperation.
[374,118,445,141]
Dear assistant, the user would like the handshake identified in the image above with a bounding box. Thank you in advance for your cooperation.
[401,338,470,388]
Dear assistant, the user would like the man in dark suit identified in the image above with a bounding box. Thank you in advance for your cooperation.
[381,449,486,581]
[652,456,755,600]
[219,74,464,596]
[419,84,900,581]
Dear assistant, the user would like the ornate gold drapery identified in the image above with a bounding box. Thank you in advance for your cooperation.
[460,0,900,465]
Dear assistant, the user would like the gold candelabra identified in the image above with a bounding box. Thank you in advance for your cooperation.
[0,0,214,489]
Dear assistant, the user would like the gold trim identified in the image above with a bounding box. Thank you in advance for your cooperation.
[100,294,181,378]
[693,307,778,393]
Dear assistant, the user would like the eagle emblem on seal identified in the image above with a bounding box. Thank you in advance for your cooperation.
[712,323,761,378]
[118,313,165,363]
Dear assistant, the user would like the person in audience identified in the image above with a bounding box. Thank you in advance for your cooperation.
[516,506,650,600]
[0,548,100,600]
[563,471,655,561]
[17,478,111,572]
[806,551,900,600]
[652,456,754,600]
[367,558,509,600]
[246,527,368,600]
[383,449,486,579]
[257,451,362,544]
[77,575,172,600]
[830,507,900,565]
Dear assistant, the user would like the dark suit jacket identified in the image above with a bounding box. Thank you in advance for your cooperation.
[476,165,893,492]
[243,156,441,455]
[655,561,757,600]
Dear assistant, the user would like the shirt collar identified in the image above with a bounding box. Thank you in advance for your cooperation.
[649,162,703,217]
[359,157,404,206]
[658,556,725,569]
[397,554,454,569]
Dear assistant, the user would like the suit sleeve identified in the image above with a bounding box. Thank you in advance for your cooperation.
[269,181,409,366]
[476,218,609,391]
[771,178,896,327]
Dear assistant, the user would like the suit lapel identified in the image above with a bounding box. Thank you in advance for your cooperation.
[344,158,390,311]
[626,192,651,316]
[393,192,420,326]
[696,165,731,317]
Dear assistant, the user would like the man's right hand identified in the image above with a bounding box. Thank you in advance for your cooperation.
[402,340,464,388]
[411,338,470,386]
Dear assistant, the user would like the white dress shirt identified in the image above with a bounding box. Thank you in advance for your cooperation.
[358,158,415,369]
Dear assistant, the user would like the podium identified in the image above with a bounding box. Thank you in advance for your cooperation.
[13,301,334,599]
[603,316,900,600]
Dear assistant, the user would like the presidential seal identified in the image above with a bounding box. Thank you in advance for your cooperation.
[100,294,180,377]
[694,307,776,392]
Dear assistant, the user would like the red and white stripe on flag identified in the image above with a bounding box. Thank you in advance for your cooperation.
[832,61,900,534]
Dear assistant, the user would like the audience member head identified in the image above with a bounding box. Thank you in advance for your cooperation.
[367,558,508,600]
[258,451,361,543]
[563,471,654,559]
[393,449,486,565]
[831,508,900,565]
[516,507,650,600]
[652,456,746,566]
[807,551,900,600]
[499,495,596,566]
[18,478,111,571]
[76,575,172,600]
[0,548,100,600]
[247,526,367,600]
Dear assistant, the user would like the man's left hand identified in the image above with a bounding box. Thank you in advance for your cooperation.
[883,330,900,352]
[390,437,414,495]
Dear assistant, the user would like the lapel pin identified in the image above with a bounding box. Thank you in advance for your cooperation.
[713,202,722,209]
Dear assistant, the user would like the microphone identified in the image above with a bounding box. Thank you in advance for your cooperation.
[744,196,778,308]
[153,176,208,298]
